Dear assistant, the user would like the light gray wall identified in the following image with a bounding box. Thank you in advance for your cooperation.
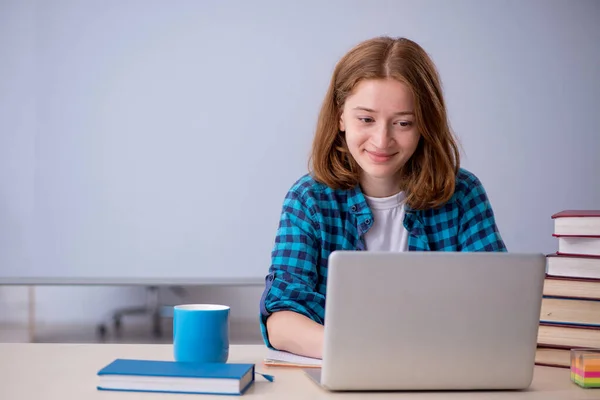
[1,0,599,326]
[0,0,35,285]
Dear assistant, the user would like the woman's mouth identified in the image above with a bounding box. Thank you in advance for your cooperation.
[365,150,397,163]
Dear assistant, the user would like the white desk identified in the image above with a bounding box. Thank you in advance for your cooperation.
[0,343,594,399]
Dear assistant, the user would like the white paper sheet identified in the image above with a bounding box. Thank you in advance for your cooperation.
[265,349,322,366]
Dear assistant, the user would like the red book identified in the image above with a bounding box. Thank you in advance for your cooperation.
[543,274,600,300]
[535,347,571,369]
[554,236,600,257]
[552,210,600,218]
[546,254,600,279]
[552,210,600,236]
[537,322,600,349]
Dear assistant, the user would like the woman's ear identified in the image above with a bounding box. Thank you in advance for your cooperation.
[339,112,346,132]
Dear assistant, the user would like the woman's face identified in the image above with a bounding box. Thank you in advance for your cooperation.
[339,78,421,195]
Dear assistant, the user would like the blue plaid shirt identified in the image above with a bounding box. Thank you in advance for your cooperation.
[259,168,506,348]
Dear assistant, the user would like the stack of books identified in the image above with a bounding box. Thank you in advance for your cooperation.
[535,210,600,368]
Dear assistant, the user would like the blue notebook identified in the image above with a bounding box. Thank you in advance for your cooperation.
[97,359,255,395]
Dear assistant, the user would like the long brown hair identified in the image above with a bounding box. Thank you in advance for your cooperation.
[309,36,460,210]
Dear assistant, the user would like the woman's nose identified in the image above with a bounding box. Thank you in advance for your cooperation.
[371,123,392,148]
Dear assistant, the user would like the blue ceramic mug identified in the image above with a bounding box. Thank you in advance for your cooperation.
[173,304,230,363]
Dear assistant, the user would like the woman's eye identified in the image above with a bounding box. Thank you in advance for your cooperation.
[396,121,413,127]
[358,117,374,123]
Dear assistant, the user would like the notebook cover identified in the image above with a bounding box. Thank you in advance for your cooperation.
[552,210,600,219]
[97,386,253,396]
[98,359,254,380]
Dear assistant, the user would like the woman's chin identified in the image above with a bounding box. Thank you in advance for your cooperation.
[360,164,402,180]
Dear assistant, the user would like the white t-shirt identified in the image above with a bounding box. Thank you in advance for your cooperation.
[363,191,409,252]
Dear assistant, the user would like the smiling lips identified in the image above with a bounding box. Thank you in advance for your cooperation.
[365,150,398,163]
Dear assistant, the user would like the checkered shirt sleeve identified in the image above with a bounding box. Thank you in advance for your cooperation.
[457,172,506,251]
[259,188,325,347]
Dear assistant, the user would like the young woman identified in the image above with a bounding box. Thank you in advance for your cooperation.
[259,36,506,359]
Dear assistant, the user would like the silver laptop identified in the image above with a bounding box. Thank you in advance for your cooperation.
[305,251,546,391]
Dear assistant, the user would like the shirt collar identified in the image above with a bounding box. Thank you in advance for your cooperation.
[346,184,371,215]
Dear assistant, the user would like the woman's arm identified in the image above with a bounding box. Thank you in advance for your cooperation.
[457,174,507,251]
[259,185,326,358]
[266,311,324,359]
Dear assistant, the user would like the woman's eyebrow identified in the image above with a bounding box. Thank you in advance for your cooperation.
[352,106,414,116]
